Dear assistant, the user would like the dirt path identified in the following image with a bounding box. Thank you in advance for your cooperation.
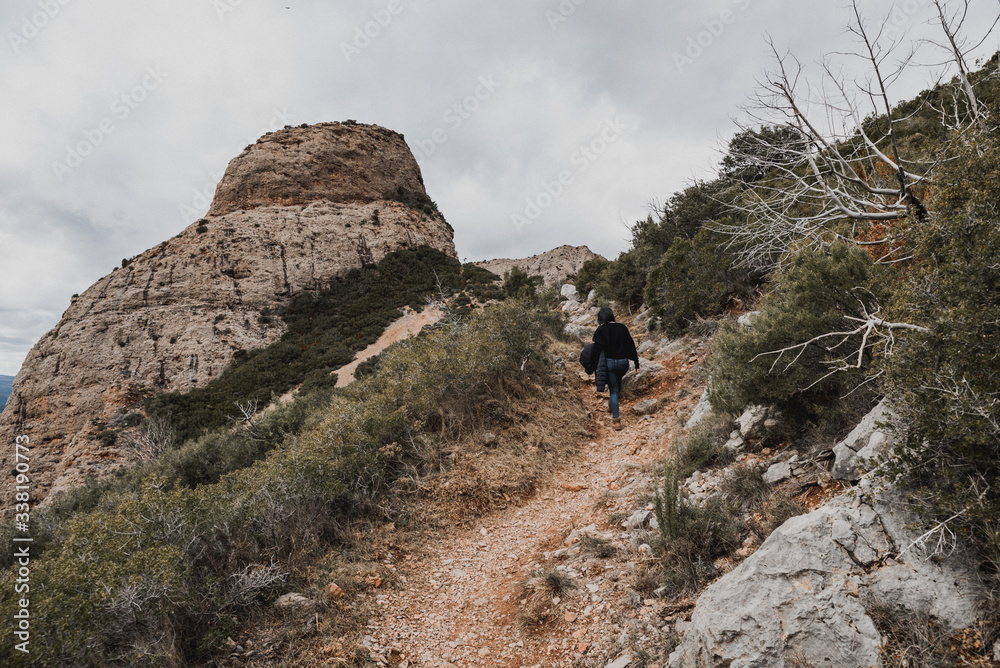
[334,306,444,388]
[357,339,705,668]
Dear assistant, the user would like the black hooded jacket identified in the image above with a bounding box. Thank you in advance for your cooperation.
[592,322,639,367]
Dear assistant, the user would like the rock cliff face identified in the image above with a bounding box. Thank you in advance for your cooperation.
[474,245,601,287]
[0,122,455,507]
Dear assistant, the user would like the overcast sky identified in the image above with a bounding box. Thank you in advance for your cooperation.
[1,0,997,376]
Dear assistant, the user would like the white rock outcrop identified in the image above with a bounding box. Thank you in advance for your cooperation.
[668,485,983,667]
[832,400,895,481]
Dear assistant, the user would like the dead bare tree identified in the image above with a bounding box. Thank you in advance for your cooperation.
[715,0,996,271]
[923,0,998,131]
[124,415,175,462]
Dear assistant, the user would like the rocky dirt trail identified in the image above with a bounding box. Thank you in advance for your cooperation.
[352,335,708,668]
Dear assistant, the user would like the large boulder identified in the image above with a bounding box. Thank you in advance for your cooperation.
[668,485,984,667]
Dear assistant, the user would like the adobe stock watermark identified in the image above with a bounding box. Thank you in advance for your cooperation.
[51,65,169,182]
[546,0,587,31]
[512,116,629,233]
[673,0,751,72]
[7,0,72,53]
[411,75,500,163]
[882,0,927,42]
[212,0,244,21]
[178,107,294,222]
[341,0,406,62]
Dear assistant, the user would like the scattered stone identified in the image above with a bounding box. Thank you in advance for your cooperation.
[561,483,587,492]
[627,509,652,530]
[565,611,578,623]
[606,655,633,668]
[763,462,792,485]
[564,323,596,343]
[637,340,657,355]
[633,358,663,383]
[482,432,497,446]
[587,289,597,303]
[723,435,745,453]
[736,405,768,439]
[324,582,345,600]
[737,311,761,328]
[632,399,659,416]
[561,284,579,300]
[275,592,314,608]
[685,389,712,429]
[562,299,581,313]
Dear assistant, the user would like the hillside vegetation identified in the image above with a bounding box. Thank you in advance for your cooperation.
[576,14,1000,662]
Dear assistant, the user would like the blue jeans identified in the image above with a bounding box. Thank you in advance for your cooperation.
[606,358,630,419]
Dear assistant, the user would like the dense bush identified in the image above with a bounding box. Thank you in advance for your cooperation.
[707,241,887,422]
[882,135,1000,570]
[644,226,755,336]
[502,266,542,300]
[574,256,609,295]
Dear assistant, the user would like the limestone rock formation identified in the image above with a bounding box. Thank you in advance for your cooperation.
[474,245,601,287]
[0,122,456,507]
[668,484,984,667]
[832,399,895,481]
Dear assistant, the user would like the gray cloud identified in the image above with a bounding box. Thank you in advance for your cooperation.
[1,0,996,374]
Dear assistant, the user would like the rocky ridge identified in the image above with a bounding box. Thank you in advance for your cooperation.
[474,245,601,287]
[0,122,456,507]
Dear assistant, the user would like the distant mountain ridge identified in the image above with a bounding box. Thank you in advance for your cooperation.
[475,244,601,287]
[0,375,12,410]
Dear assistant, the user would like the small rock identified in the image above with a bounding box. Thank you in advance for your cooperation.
[685,389,712,429]
[763,462,792,485]
[737,311,760,328]
[638,340,656,355]
[606,655,633,668]
[627,509,652,530]
[724,435,746,452]
[275,592,314,608]
[736,405,768,438]
[561,284,578,300]
[632,399,659,416]
[565,611,578,623]
[478,647,490,657]
[561,299,581,313]
[324,582,345,600]
[482,432,497,445]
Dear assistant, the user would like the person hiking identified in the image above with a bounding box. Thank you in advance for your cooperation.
[591,306,639,430]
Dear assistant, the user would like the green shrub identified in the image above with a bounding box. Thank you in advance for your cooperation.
[882,136,1000,571]
[645,226,755,337]
[707,241,887,422]
[653,464,741,596]
[595,251,646,310]
[502,266,542,300]
[574,256,610,295]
